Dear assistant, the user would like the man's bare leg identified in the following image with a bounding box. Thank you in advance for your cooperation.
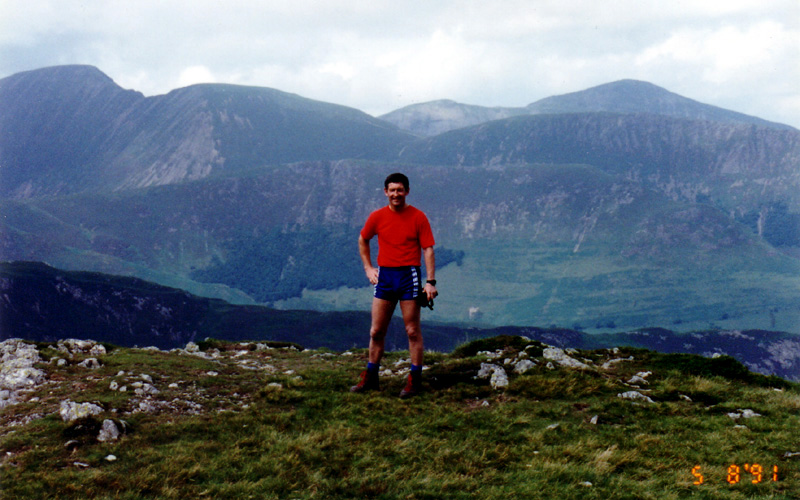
[399,300,424,398]
[369,297,397,364]
[351,297,397,393]
[399,300,423,366]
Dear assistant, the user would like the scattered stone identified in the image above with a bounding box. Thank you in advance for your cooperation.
[543,347,591,370]
[617,391,654,403]
[135,384,159,396]
[73,461,91,469]
[89,344,107,356]
[728,409,761,419]
[57,358,68,367]
[267,383,283,390]
[64,440,80,451]
[185,342,200,353]
[680,395,692,402]
[477,363,497,379]
[784,451,800,458]
[590,415,599,425]
[140,374,153,383]
[97,419,121,442]
[580,481,593,487]
[109,381,119,391]
[475,363,509,389]
[547,423,560,430]
[481,400,490,407]
[60,401,104,422]
[513,359,535,374]
[168,383,179,389]
[58,339,97,356]
[137,400,158,413]
[627,372,651,385]
[105,455,117,462]
[78,358,101,369]
[490,368,509,389]
[1,340,45,402]
[206,371,219,377]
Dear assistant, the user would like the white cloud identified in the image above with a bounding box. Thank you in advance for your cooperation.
[0,0,798,127]
[175,66,217,88]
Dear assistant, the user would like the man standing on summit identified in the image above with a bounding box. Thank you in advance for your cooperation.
[351,172,437,398]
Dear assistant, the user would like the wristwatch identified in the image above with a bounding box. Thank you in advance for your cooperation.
[426,280,437,286]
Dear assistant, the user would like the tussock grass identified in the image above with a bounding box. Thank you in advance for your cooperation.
[2,337,798,499]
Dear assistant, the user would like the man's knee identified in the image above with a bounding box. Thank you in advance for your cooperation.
[405,325,422,342]
[370,328,387,342]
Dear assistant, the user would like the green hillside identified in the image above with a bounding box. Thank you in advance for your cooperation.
[4,161,797,333]
[1,336,797,499]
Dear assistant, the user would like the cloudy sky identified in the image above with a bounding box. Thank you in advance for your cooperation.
[2,0,798,127]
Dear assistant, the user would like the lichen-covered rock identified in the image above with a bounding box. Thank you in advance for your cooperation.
[58,339,100,356]
[543,347,591,370]
[617,391,654,403]
[59,400,104,422]
[1,339,46,409]
[476,363,509,389]
[513,359,535,374]
[490,368,509,389]
[97,419,121,442]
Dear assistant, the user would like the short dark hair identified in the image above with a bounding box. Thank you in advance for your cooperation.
[384,172,409,191]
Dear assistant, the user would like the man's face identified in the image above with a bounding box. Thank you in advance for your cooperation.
[384,182,408,210]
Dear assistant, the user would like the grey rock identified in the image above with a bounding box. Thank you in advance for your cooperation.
[59,400,104,422]
[617,391,655,403]
[513,359,535,374]
[97,419,120,442]
[543,347,591,370]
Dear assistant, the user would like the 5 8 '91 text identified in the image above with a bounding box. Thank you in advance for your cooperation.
[692,464,779,485]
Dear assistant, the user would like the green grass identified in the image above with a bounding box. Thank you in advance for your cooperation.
[2,337,799,499]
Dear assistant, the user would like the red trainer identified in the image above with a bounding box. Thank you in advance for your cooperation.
[350,370,380,393]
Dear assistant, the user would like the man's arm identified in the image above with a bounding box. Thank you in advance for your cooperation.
[359,235,379,284]
[423,246,437,300]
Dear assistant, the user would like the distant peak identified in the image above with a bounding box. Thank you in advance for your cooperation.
[1,64,118,89]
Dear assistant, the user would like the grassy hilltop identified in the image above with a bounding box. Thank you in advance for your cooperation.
[1,336,799,499]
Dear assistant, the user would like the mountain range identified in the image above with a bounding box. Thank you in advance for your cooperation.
[1,65,798,340]
[380,79,794,137]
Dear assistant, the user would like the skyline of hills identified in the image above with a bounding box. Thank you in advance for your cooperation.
[380,79,795,137]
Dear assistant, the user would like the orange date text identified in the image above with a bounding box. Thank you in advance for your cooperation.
[691,464,779,485]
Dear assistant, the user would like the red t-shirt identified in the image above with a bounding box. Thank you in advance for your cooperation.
[360,205,435,267]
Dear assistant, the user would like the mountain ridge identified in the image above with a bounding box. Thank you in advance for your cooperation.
[0,65,416,198]
[381,79,795,136]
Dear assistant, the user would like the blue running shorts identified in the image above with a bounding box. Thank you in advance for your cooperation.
[374,266,421,301]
